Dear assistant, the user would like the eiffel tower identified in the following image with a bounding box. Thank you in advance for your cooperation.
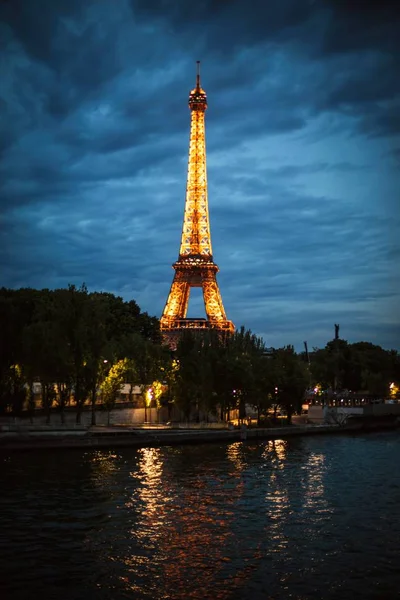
[160,62,234,346]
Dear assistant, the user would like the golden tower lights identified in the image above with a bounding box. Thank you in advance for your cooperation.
[160,62,234,346]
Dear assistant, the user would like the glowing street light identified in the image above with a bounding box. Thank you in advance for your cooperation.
[145,387,153,424]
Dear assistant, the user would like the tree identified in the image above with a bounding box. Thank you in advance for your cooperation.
[248,350,276,425]
[123,358,139,404]
[21,292,65,423]
[151,380,165,422]
[352,342,392,395]
[158,354,178,420]
[273,346,308,424]
[61,285,92,424]
[119,332,165,421]
[0,295,18,415]
[210,328,272,424]
[310,339,395,397]
[0,285,163,423]
[0,288,39,415]
[172,327,272,424]
[100,359,129,425]
[311,339,352,391]
[2,364,27,417]
[174,331,202,421]
[84,293,110,426]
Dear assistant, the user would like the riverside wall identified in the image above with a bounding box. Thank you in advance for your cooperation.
[2,405,224,427]
[0,419,398,451]
[3,407,166,427]
[308,403,400,424]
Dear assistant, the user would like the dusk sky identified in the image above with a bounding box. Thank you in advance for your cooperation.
[1,0,399,351]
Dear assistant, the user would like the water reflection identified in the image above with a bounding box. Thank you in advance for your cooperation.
[4,434,397,599]
[89,451,121,477]
[226,441,247,471]
[262,439,288,469]
[127,447,165,520]
[262,440,289,555]
[88,441,335,598]
[156,456,242,597]
[114,445,251,598]
[303,453,326,508]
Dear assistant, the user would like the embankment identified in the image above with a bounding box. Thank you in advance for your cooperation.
[0,417,398,451]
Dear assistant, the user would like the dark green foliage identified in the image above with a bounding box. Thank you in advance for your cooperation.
[272,346,309,423]
[100,359,130,425]
[172,328,279,423]
[0,285,397,423]
[168,329,398,423]
[310,339,398,396]
[0,285,162,419]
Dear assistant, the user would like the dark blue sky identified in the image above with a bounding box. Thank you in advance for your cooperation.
[1,0,399,350]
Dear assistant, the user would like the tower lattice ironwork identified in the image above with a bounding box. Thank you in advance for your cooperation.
[160,62,234,346]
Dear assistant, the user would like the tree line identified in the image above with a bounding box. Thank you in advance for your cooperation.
[0,285,164,424]
[0,286,398,425]
[310,339,399,397]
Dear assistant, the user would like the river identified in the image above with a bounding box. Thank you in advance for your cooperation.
[1,431,399,599]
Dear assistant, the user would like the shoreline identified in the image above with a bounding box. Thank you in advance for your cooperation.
[0,420,398,452]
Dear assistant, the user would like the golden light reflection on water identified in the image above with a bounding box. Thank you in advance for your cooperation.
[93,441,332,600]
[154,486,241,597]
[88,451,121,481]
[226,441,247,471]
[214,439,291,594]
[262,439,288,467]
[260,439,289,556]
[119,446,248,599]
[131,447,163,518]
[303,452,331,516]
[89,442,336,599]
[123,447,171,552]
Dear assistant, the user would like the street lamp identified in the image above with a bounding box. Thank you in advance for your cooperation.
[145,387,153,424]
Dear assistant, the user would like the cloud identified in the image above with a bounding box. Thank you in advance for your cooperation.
[0,0,399,351]
[321,0,400,55]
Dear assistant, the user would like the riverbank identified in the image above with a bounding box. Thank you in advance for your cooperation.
[0,418,398,451]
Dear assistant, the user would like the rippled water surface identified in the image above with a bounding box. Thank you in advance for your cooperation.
[1,432,400,599]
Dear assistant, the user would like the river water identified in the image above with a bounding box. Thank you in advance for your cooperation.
[1,431,400,600]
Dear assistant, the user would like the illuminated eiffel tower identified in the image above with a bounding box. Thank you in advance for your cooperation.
[160,62,234,347]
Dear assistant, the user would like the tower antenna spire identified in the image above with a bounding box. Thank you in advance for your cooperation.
[196,60,201,90]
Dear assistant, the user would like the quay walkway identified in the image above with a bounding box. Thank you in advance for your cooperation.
[1,419,397,451]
